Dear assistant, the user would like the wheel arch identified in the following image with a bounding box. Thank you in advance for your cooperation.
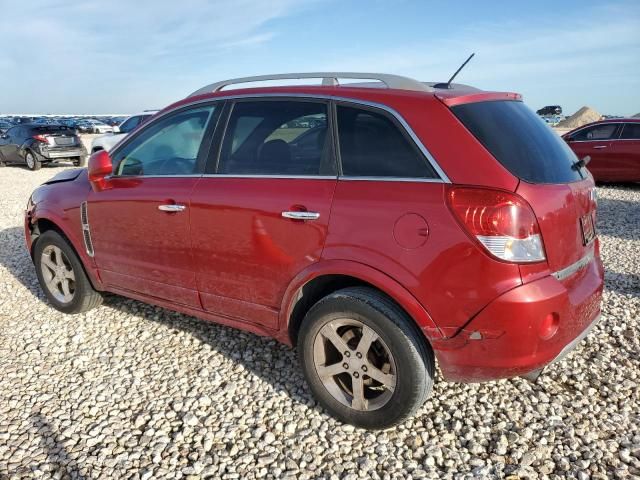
[280,260,443,347]
[28,212,103,290]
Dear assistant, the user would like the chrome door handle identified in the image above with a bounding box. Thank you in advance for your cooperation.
[158,204,187,212]
[281,211,320,220]
[593,145,608,149]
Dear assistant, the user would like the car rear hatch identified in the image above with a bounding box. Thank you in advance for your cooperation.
[449,99,597,274]
[34,126,81,148]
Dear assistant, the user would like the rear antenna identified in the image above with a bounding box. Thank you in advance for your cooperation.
[433,53,475,89]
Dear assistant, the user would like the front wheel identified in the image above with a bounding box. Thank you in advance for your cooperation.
[73,156,87,167]
[34,230,103,314]
[298,287,435,429]
[25,150,41,170]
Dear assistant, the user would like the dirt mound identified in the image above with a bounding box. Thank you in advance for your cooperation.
[556,106,602,129]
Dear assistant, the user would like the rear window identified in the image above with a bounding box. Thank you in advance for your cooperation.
[33,125,75,134]
[452,100,583,183]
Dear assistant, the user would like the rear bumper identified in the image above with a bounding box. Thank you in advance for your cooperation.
[38,148,85,160]
[434,250,604,382]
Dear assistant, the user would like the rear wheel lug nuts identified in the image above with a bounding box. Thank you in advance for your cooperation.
[353,372,359,378]
[356,352,362,359]
[361,365,367,372]
[343,363,349,370]
[344,351,351,357]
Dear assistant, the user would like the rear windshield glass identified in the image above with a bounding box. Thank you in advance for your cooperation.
[452,100,583,183]
[33,125,75,133]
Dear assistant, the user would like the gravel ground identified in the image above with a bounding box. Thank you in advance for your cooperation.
[0,163,638,480]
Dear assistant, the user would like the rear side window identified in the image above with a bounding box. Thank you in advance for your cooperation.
[218,100,334,176]
[336,105,436,178]
[572,124,618,141]
[452,101,583,184]
[620,123,640,140]
[119,115,144,134]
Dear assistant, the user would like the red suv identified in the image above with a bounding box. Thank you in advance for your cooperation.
[25,73,604,428]
[563,118,640,182]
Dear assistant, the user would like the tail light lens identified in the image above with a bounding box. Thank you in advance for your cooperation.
[32,135,49,143]
[447,187,546,263]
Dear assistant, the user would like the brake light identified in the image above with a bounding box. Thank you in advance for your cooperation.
[447,187,546,263]
[32,135,48,143]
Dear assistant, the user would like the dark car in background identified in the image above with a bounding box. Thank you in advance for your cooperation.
[563,118,640,182]
[0,124,87,170]
[537,105,562,116]
[0,120,14,134]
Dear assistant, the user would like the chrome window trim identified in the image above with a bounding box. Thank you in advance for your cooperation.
[201,174,337,180]
[116,92,450,183]
[339,176,444,183]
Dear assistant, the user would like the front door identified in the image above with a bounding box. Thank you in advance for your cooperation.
[568,123,621,181]
[88,104,218,307]
[190,99,337,329]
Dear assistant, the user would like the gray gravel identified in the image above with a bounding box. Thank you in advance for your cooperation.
[0,162,638,480]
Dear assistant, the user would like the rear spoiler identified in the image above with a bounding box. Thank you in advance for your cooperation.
[436,91,522,108]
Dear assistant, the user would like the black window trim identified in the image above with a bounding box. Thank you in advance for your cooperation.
[108,101,222,178]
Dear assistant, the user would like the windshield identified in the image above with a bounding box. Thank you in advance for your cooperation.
[452,100,583,184]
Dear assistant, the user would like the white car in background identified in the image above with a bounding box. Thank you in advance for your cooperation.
[91,111,157,152]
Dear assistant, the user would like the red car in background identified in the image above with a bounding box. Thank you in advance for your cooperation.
[563,119,640,182]
[25,72,604,428]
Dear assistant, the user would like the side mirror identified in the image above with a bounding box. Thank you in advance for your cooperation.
[88,150,113,192]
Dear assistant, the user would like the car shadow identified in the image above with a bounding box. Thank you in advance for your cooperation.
[0,225,314,408]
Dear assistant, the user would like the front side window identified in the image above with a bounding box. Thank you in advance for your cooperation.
[218,100,333,176]
[620,123,640,140]
[119,115,144,134]
[336,105,436,178]
[114,105,216,176]
[572,124,618,141]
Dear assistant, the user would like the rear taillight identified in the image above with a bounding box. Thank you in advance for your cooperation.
[32,135,48,143]
[447,186,546,263]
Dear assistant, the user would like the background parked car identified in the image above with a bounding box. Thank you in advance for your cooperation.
[0,120,14,134]
[563,118,640,182]
[76,119,114,134]
[537,105,562,115]
[0,124,86,170]
[91,111,158,152]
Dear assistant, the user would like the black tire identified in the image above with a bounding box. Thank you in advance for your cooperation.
[25,150,41,171]
[73,156,87,167]
[298,287,435,429]
[33,230,103,314]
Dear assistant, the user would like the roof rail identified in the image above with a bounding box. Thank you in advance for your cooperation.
[188,72,433,97]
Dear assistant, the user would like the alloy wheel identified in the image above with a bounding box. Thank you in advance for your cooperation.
[313,319,397,411]
[40,245,76,303]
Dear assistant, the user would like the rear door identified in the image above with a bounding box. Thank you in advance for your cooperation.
[190,99,337,329]
[608,122,640,181]
[567,123,621,181]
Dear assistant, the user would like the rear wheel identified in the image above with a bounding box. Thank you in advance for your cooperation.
[34,230,103,314]
[73,156,87,167]
[298,287,435,429]
[25,150,41,170]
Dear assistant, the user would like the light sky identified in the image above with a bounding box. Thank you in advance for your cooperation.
[0,0,638,116]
